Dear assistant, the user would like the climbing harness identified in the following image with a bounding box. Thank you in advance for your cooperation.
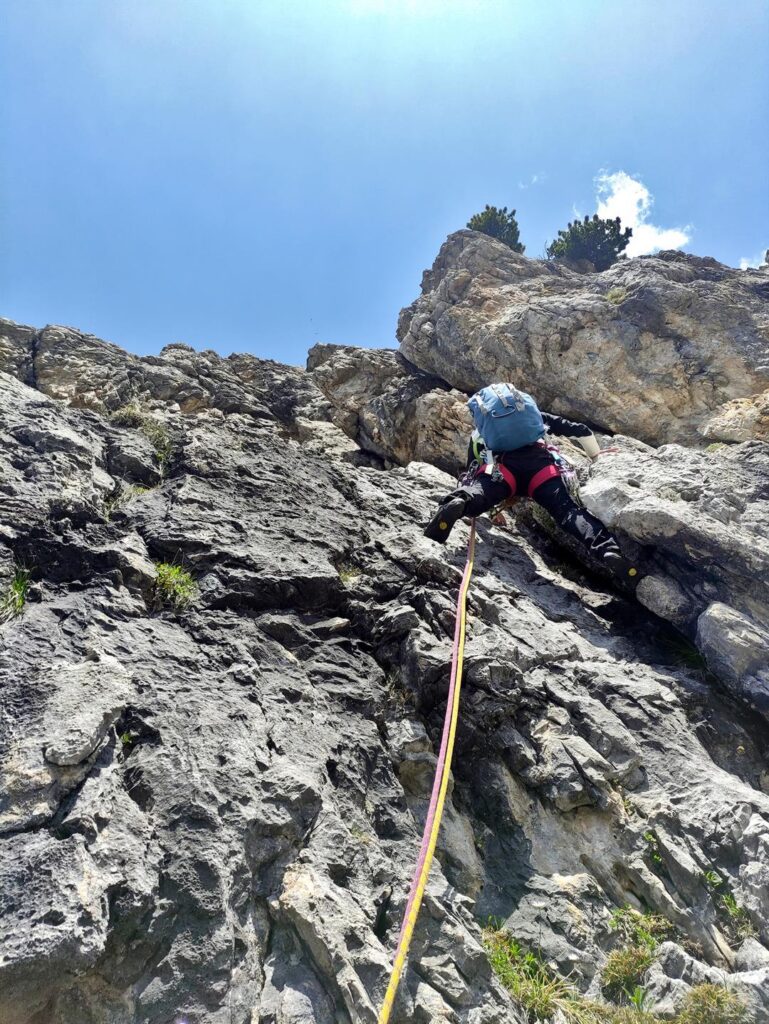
[473,445,571,503]
[377,520,476,1024]
[465,431,580,505]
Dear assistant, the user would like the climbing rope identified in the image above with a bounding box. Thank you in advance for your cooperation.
[378,519,477,1024]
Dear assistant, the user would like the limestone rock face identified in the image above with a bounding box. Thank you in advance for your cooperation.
[397,231,769,446]
[702,387,769,443]
[1,316,769,1024]
[0,320,35,383]
[308,343,471,471]
[306,336,769,716]
[579,438,769,716]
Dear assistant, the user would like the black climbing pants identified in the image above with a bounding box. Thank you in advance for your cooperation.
[456,467,621,561]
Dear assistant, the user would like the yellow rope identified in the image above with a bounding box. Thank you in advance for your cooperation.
[378,521,476,1023]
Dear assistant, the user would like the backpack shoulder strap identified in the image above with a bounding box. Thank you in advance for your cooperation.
[490,383,511,407]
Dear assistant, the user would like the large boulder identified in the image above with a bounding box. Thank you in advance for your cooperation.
[308,343,470,471]
[397,231,769,446]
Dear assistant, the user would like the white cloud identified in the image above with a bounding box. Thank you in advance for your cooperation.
[518,172,545,190]
[739,251,767,270]
[594,171,691,257]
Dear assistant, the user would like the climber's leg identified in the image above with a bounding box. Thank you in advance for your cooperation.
[532,477,639,582]
[423,473,509,543]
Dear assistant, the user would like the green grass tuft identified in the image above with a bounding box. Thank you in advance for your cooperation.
[484,919,748,1024]
[602,905,674,1002]
[605,286,628,305]
[614,905,671,942]
[658,633,709,671]
[602,945,657,1000]
[119,730,138,752]
[702,871,755,940]
[110,403,146,428]
[153,562,197,610]
[484,929,607,1023]
[349,825,373,846]
[140,419,172,470]
[642,830,665,868]
[484,924,746,1024]
[0,566,30,621]
[626,985,654,1013]
[605,1013,659,1024]
[337,561,362,585]
[609,906,674,947]
[110,404,174,472]
[675,984,749,1024]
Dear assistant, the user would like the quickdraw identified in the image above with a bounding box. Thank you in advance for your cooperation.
[545,443,582,505]
[377,520,476,1024]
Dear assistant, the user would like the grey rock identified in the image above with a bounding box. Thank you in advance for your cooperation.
[260,927,338,1023]
[643,942,726,1015]
[309,342,470,472]
[697,603,769,713]
[388,718,432,758]
[106,427,163,486]
[636,574,695,625]
[0,318,35,384]
[735,937,769,971]
[580,439,769,714]
[729,969,769,1023]
[0,832,111,1022]
[644,942,769,1022]
[2,310,769,1024]
[43,654,132,766]
[702,388,769,443]
[303,290,769,721]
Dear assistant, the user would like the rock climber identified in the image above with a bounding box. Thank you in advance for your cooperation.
[424,382,639,583]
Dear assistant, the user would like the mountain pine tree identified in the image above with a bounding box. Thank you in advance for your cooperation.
[467,205,525,253]
[546,214,632,271]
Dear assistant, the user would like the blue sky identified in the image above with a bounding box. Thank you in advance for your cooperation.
[2,0,767,363]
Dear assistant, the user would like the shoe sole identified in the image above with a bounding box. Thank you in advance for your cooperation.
[424,499,466,543]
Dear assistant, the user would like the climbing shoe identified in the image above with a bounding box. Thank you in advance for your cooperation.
[601,550,641,588]
[424,497,467,544]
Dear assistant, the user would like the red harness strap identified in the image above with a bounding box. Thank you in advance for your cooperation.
[496,462,517,496]
[527,464,560,497]
[477,461,517,496]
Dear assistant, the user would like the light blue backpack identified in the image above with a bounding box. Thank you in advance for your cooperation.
[467,383,545,452]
